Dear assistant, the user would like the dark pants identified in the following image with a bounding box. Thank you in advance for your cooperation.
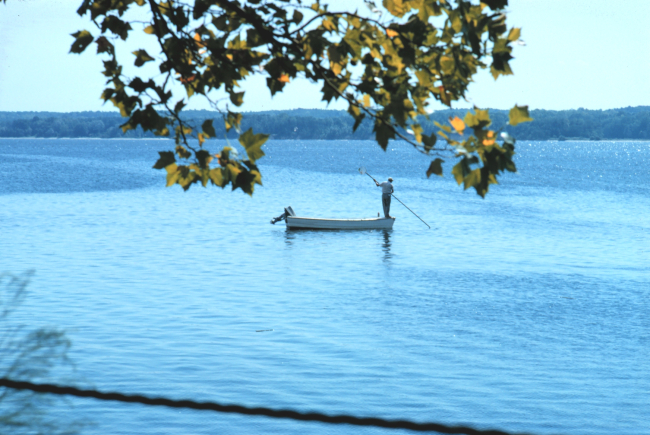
[382,193,392,218]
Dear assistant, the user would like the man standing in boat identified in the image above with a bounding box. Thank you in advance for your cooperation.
[375,177,394,218]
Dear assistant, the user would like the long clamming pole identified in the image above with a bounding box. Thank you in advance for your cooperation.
[359,168,431,229]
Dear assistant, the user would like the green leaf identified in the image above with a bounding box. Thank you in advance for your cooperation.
[193,0,212,19]
[196,150,211,168]
[266,77,287,96]
[70,30,93,54]
[229,91,244,107]
[426,158,444,177]
[133,49,154,67]
[202,119,216,138]
[102,15,132,41]
[153,151,176,169]
[175,145,191,159]
[238,128,268,163]
[101,88,115,102]
[508,105,533,126]
[374,120,394,150]
[246,28,264,47]
[422,134,437,153]
[95,36,114,55]
[481,0,508,10]
[174,99,186,113]
[125,105,167,133]
[232,168,258,195]
[225,112,242,132]
[451,158,471,185]
[128,77,153,92]
[177,165,196,191]
[352,113,366,132]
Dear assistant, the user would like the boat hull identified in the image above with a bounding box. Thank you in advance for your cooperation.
[286,216,395,230]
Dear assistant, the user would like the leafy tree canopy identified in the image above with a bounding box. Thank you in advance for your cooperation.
[6,0,532,197]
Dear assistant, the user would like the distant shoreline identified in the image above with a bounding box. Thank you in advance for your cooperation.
[2,137,649,143]
[2,107,650,142]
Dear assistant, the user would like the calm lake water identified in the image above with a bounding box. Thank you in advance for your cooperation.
[1,138,648,435]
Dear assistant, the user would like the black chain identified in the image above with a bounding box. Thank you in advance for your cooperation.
[0,377,542,435]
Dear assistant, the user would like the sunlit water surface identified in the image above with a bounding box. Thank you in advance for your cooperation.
[1,138,648,435]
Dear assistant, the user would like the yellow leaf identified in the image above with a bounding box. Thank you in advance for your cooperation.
[330,62,342,75]
[464,169,481,191]
[193,33,205,48]
[165,163,180,186]
[439,86,450,106]
[209,168,224,187]
[440,56,454,74]
[144,25,155,35]
[386,28,398,38]
[507,27,521,42]
[178,172,196,189]
[238,128,268,163]
[482,130,496,146]
[363,94,371,107]
[175,145,191,159]
[278,74,290,83]
[384,0,409,18]
[225,163,241,181]
[322,17,337,31]
[449,116,465,134]
[434,121,451,133]
[410,123,423,143]
[509,105,533,126]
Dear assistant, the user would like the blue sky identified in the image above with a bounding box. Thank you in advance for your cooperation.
[1,0,649,112]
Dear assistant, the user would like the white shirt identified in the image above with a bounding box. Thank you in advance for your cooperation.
[379,181,393,194]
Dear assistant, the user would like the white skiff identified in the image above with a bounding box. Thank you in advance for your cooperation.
[286,216,395,230]
[271,206,395,230]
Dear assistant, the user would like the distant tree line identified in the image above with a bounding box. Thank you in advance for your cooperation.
[1,107,649,141]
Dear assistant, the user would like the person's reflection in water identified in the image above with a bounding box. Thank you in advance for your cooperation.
[381,230,392,262]
[284,229,296,247]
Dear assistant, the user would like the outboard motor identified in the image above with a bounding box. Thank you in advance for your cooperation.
[270,206,295,224]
